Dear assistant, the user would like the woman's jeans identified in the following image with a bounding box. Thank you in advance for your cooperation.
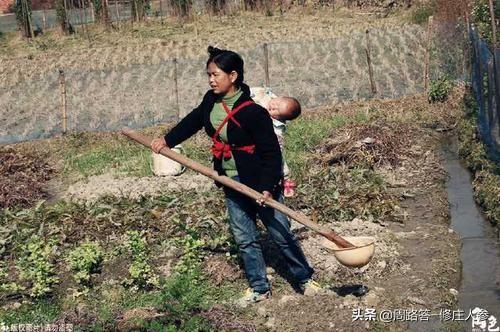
[225,176,314,294]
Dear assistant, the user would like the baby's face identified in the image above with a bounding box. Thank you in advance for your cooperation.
[267,97,289,120]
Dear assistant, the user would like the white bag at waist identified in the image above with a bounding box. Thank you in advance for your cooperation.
[151,145,186,176]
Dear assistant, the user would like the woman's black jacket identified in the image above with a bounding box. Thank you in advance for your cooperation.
[164,83,283,194]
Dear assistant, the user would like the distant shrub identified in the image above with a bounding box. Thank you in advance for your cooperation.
[428,76,453,103]
[471,0,500,44]
[411,1,435,25]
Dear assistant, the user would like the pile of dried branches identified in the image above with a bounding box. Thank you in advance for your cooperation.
[317,121,420,168]
[0,148,54,208]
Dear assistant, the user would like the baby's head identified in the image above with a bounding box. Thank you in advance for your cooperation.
[267,97,301,122]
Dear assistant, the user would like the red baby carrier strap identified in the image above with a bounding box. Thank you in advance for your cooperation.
[211,100,256,159]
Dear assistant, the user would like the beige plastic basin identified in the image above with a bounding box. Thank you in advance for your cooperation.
[320,236,375,268]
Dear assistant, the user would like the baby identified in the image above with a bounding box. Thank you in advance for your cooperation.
[250,87,301,197]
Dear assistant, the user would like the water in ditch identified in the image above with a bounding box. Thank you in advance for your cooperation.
[442,136,499,331]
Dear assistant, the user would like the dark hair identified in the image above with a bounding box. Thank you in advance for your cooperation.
[206,46,245,87]
[283,97,302,121]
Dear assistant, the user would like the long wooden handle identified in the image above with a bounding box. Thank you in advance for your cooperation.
[121,128,355,248]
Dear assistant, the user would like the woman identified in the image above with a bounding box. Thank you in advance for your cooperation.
[151,46,319,306]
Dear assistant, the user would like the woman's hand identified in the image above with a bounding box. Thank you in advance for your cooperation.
[151,137,167,153]
[256,191,272,206]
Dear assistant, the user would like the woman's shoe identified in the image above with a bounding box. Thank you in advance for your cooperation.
[300,279,323,296]
[236,288,271,307]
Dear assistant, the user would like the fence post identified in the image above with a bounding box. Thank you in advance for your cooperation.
[424,15,433,92]
[365,29,377,95]
[173,58,180,120]
[58,69,68,134]
[63,0,69,33]
[81,0,91,41]
[263,43,270,87]
[495,49,500,137]
[477,39,485,116]
[493,48,500,121]
[68,0,76,33]
[104,0,111,30]
[488,58,499,150]
[77,0,84,32]
[114,0,120,28]
[133,0,139,22]
[159,0,164,25]
[89,0,95,23]
[42,8,47,30]
[488,0,497,48]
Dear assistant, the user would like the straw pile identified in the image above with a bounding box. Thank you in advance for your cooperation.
[0,148,54,208]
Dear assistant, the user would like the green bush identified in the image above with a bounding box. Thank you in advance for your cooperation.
[428,77,453,103]
[17,235,59,298]
[159,269,211,331]
[471,0,500,44]
[122,231,159,290]
[0,262,23,298]
[473,171,500,224]
[170,231,206,275]
[67,241,104,287]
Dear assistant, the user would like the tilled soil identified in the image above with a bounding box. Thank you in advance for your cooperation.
[64,170,213,202]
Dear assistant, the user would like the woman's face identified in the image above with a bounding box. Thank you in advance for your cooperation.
[207,62,237,95]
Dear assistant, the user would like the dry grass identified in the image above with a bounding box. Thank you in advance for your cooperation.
[202,255,242,286]
[200,305,256,332]
[0,148,55,208]
[0,8,414,86]
[317,121,420,168]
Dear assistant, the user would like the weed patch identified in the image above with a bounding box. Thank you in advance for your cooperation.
[67,241,105,295]
[458,88,500,225]
[428,77,453,103]
[158,268,212,331]
[16,235,60,298]
[122,230,159,290]
[291,165,401,223]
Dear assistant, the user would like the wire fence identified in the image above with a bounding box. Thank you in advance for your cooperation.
[470,26,500,161]
[0,23,469,145]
